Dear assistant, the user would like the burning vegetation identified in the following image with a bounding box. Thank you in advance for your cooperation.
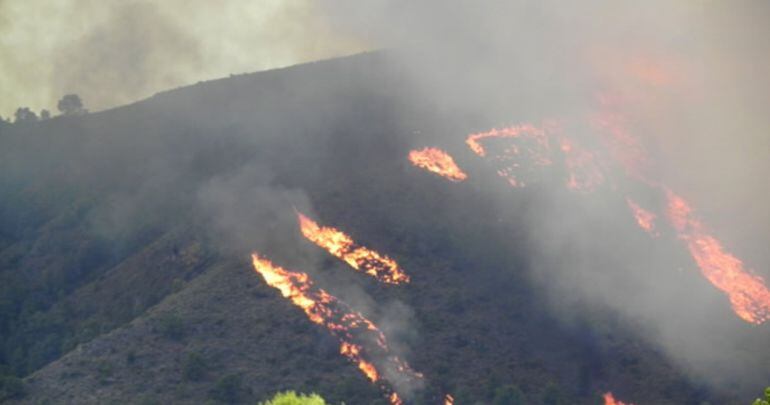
[665,190,770,324]
[466,124,553,188]
[250,253,422,403]
[626,198,659,237]
[297,212,410,285]
[603,392,632,405]
[408,147,468,182]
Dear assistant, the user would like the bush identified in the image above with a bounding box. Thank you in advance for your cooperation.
[753,386,770,405]
[259,391,326,405]
[157,314,185,341]
[182,352,207,381]
[209,374,243,403]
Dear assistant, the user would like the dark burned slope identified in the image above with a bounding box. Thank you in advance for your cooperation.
[0,52,750,404]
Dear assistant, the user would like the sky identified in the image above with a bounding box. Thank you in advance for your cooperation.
[0,0,365,119]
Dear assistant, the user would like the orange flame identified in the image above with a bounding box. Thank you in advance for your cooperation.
[466,124,552,187]
[626,198,658,237]
[444,394,454,405]
[592,89,770,324]
[592,95,653,184]
[603,392,632,405]
[559,137,606,193]
[297,212,410,284]
[665,191,770,324]
[409,147,468,182]
[250,253,422,398]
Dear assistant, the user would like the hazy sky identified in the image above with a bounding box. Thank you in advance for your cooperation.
[0,0,365,119]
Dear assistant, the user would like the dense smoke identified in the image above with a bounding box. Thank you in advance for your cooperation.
[320,0,770,392]
[2,1,769,401]
[0,0,364,118]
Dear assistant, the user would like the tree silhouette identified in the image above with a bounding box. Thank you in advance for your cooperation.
[57,94,87,116]
[13,107,38,124]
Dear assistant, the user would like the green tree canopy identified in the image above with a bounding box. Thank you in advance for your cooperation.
[753,386,770,405]
[259,391,326,405]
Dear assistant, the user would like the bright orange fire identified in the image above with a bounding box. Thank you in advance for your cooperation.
[444,394,454,405]
[251,253,422,400]
[589,88,770,324]
[665,190,770,324]
[603,392,632,405]
[409,147,468,182]
[626,198,658,236]
[297,212,410,284]
[466,124,553,188]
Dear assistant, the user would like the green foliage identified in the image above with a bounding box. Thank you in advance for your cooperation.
[182,352,207,381]
[259,391,326,405]
[752,386,770,405]
[209,374,243,403]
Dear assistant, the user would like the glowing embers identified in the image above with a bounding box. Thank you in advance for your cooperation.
[603,392,632,405]
[466,124,553,188]
[626,198,658,237]
[408,147,468,182]
[559,137,606,193]
[297,212,409,284]
[251,253,422,401]
[665,190,770,324]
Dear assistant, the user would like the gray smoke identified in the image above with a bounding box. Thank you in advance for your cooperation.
[319,0,770,394]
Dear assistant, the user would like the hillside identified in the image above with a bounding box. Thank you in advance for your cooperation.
[0,52,767,404]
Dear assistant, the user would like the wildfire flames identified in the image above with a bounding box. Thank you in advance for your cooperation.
[593,91,770,324]
[297,212,410,284]
[460,85,770,324]
[466,124,553,188]
[665,190,770,324]
[250,253,422,402]
[409,147,468,182]
[444,394,454,405]
[603,392,632,405]
[559,136,606,193]
[626,198,658,236]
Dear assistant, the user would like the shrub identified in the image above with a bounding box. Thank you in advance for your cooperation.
[753,386,770,405]
[157,314,185,341]
[259,391,326,405]
[182,352,207,381]
[209,374,242,403]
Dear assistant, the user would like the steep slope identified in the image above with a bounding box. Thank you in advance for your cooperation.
[0,52,766,404]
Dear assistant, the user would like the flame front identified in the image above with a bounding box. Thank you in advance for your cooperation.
[297,212,410,284]
[593,91,770,324]
[251,253,422,400]
[603,392,632,405]
[665,191,770,324]
[466,124,552,188]
[626,198,658,236]
[409,147,468,182]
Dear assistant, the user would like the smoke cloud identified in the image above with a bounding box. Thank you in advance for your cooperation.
[319,0,770,394]
[0,0,364,118]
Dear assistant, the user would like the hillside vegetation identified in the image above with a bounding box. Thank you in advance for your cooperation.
[0,52,763,404]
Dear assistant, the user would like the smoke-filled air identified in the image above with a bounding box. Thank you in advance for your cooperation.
[0,1,768,404]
